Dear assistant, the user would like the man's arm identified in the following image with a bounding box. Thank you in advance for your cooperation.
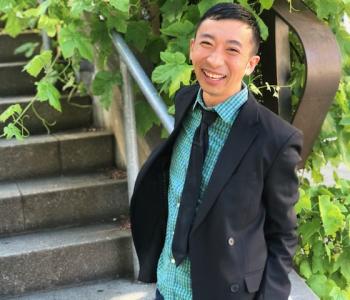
[257,130,303,299]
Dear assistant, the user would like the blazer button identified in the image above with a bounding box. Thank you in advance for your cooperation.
[228,237,235,246]
[230,283,239,293]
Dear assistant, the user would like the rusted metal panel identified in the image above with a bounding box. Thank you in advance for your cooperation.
[260,0,342,166]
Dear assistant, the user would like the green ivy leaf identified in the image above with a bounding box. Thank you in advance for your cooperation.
[298,218,320,242]
[340,114,350,126]
[36,80,61,112]
[92,70,121,95]
[3,123,23,140]
[106,12,129,34]
[4,10,23,37]
[260,0,274,10]
[125,21,151,52]
[307,275,337,298]
[161,20,195,37]
[319,195,345,236]
[135,100,160,136]
[0,104,22,123]
[59,25,94,61]
[198,0,232,16]
[329,286,349,300]
[295,188,312,214]
[110,0,129,14]
[0,0,15,13]
[314,0,342,19]
[152,51,193,96]
[14,42,39,58]
[38,15,60,37]
[334,250,350,282]
[299,259,313,279]
[160,0,187,22]
[69,0,94,17]
[24,50,52,78]
[92,70,122,109]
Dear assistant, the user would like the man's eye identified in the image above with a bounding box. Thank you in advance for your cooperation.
[228,48,239,53]
[200,41,212,46]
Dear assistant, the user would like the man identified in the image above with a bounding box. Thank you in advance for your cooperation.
[130,3,303,300]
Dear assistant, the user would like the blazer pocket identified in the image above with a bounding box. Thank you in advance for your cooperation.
[244,268,264,293]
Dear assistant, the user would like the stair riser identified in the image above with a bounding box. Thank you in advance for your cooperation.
[0,64,36,96]
[0,33,41,63]
[0,236,133,296]
[0,134,115,181]
[0,181,128,236]
[0,96,93,134]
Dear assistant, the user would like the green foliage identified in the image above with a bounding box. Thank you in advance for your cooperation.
[152,51,193,96]
[24,50,52,77]
[14,41,39,58]
[92,70,122,109]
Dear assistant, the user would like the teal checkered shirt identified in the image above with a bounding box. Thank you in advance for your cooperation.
[156,84,248,299]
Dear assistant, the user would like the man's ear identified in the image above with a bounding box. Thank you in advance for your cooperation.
[189,38,195,62]
[245,55,260,76]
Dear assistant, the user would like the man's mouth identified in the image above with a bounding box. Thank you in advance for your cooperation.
[202,69,226,80]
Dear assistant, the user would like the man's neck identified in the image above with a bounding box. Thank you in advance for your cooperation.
[202,87,242,107]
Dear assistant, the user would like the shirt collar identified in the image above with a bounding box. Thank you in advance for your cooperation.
[193,82,248,124]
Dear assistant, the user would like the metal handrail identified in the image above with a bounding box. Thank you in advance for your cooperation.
[112,32,174,134]
[111,31,175,280]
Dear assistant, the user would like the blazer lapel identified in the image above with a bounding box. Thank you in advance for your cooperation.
[191,94,260,234]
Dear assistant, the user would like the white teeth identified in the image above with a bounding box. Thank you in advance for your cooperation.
[203,70,225,79]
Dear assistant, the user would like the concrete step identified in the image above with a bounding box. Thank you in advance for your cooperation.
[0,62,36,96]
[1,279,155,300]
[0,171,128,236]
[0,32,41,63]
[0,130,115,181]
[0,223,133,297]
[0,95,93,134]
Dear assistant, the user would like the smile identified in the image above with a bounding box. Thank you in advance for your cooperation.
[202,69,226,80]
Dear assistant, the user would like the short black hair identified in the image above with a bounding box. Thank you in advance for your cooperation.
[195,3,261,54]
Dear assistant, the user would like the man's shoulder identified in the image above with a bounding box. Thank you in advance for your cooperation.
[251,95,301,137]
[174,84,200,102]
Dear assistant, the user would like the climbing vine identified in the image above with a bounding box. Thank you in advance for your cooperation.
[0,0,349,298]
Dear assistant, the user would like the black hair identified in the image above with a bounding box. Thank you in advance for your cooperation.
[195,3,261,54]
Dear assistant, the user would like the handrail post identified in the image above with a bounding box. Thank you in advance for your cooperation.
[120,60,140,279]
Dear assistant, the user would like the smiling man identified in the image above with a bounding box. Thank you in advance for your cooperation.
[130,3,303,300]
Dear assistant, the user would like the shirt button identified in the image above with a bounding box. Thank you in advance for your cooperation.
[171,258,175,264]
[230,283,239,293]
[176,202,180,208]
[228,237,235,246]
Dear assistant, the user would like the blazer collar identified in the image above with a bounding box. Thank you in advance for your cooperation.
[191,92,260,234]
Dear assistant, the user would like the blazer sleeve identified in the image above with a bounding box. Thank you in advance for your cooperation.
[257,130,303,299]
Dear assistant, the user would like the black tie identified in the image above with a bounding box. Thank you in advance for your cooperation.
[172,107,217,266]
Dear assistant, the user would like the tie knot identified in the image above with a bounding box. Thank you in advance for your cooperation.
[201,108,217,127]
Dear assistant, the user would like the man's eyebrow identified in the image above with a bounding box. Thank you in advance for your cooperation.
[227,40,242,47]
[198,33,242,47]
[198,33,215,40]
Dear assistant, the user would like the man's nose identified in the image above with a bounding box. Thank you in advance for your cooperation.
[206,50,224,67]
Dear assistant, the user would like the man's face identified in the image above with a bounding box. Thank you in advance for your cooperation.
[190,19,260,106]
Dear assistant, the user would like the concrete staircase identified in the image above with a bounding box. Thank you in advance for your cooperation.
[0,32,155,299]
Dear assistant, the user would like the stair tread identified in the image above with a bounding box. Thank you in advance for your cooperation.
[1,170,126,196]
[0,61,27,67]
[0,94,90,104]
[0,95,35,103]
[0,223,130,257]
[0,129,112,147]
[2,279,155,300]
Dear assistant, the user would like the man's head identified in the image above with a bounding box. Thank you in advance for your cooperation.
[190,3,261,106]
